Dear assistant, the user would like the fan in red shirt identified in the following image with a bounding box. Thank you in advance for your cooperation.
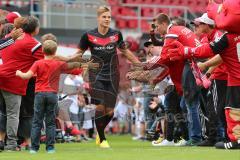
[167,29,240,150]
[0,16,43,95]
[190,13,228,147]
[0,16,44,151]
[166,0,240,150]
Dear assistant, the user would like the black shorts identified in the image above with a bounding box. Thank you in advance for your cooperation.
[89,78,119,108]
[226,86,240,109]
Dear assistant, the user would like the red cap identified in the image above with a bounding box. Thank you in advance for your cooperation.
[6,12,21,24]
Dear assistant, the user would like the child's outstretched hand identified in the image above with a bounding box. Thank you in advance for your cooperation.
[16,70,22,77]
[82,60,99,70]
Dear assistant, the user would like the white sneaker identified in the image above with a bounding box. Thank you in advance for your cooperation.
[132,136,141,140]
[175,139,188,146]
[152,139,175,146]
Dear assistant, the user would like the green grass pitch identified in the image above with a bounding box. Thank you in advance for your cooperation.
[0,135,239,160]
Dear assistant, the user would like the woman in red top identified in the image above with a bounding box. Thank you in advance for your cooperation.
[0,16,43,151]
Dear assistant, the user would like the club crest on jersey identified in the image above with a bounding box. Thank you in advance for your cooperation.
[93,38,97,42]
[110,36,116,42]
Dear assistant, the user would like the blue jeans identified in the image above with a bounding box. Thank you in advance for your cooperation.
[143,94,155,130]
[31,92,57,151]
[181,97,202,142]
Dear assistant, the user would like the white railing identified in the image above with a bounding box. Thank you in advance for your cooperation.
[30,0,103,28]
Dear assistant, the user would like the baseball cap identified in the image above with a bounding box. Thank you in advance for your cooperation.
[192,13,215,26]
[6,12,21,24]
[144,39,153,47]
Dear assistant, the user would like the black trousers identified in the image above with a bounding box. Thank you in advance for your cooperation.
[165,88,188,141]
[205,79,227,141]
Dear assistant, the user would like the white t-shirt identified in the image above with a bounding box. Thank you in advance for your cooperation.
[64,75,83,114]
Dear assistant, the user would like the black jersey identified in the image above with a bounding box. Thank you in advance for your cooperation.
[78,28,123,81]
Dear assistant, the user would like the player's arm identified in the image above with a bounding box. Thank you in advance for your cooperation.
[16,70,34,79]
[119,47,140,64]
[54,32,88,62]
[66,60,99,70]
[117,31,140,64]
[74,32,89,61]
[67,48,85,62]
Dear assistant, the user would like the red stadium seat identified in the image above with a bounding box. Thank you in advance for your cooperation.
[157,8,169,14]
[143,0,153,4]
[116,19,127,29]
[107,0,119,5]
[141,7,154,17]
[152,0,165,4]
[141,20,150,32]
[111,7,120,17]
[172,9,183,17]
[134,0,145,4]
[178,0,188,5]
[128,19,138,29]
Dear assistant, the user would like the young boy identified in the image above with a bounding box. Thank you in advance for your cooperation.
[16,40,86,153]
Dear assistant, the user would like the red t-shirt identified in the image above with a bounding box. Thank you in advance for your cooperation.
[0,33,43,95]
[30,59,82,93]
[206,30,228,80]
[161,25,200,95]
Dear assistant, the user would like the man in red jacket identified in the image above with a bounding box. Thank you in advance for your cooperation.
[145,13,202,146]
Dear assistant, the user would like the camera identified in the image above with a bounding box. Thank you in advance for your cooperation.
[151,23,157,30]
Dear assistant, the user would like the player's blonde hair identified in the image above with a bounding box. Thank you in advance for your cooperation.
[97,5,111,17]
[42,40,57,55]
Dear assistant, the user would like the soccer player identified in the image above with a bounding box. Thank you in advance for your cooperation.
[167,31,240,149]
[77,6,140,148]
[16,40,86,153]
